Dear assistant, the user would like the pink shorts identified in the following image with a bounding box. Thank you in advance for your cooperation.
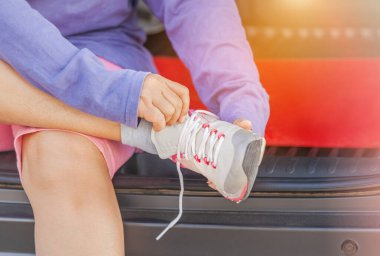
[0,58,135,178]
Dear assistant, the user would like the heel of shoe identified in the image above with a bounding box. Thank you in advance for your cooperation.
[241,138,266,200]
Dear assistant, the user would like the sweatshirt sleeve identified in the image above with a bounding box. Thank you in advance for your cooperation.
[144,0,270,135]
[0,0,149,127]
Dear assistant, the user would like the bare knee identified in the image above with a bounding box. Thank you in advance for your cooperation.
[21,130,108,192]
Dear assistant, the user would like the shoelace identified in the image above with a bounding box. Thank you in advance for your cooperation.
[156,110,225,240]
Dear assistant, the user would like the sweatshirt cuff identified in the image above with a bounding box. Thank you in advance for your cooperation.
[219,104,269,137]
[124,71,150,128]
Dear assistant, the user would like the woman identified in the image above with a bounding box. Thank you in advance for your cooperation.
[0,1,269,255]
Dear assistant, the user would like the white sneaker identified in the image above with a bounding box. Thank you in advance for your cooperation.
[152,110,266,239]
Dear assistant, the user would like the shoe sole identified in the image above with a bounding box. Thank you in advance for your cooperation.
[241,137,266,201]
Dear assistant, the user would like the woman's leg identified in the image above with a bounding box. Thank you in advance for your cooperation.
[0,61,128,254]
[0,60,121,141]
[22,130,125,256]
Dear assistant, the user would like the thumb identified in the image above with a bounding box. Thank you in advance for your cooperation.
[150,108,166,132]
[142,103,166,132]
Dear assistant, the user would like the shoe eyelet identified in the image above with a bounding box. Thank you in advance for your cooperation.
[202,123,210,129]
[218,133,225,139]
[194,154,201,163]
[210,129,217,135]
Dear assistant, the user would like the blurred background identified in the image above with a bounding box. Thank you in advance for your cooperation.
[138,0,380,149]
[140,0,380,59]
[237,0,380,59]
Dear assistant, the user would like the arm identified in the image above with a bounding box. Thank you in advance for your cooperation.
[144,0,270,135]
[0,0,148,128]
[0,60,121,142]
[0,59,175,155]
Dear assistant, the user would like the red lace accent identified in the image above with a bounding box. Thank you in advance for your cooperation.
[194,154,201,163]
[202,123,210,129]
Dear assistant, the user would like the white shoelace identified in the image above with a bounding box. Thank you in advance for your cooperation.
[156,110,225,240]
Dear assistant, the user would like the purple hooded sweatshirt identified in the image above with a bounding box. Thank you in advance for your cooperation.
[0,0,269,135]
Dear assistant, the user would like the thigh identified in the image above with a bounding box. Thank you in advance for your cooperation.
[20,130,125,256]
[12,125,135,179]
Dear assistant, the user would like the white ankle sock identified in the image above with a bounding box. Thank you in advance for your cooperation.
[120,120,158,154]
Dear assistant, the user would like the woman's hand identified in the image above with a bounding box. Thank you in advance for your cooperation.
[138,74,190,131]
[233,118,253,131]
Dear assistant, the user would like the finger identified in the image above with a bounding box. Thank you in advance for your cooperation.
[234,119,252,131]
[162,87,183,125]
[164,78,190,122]
[145,104,166,131]
[152,118,166,131]
[152,94,175,123]
[139,100,166,131]
[233,118,244,125]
